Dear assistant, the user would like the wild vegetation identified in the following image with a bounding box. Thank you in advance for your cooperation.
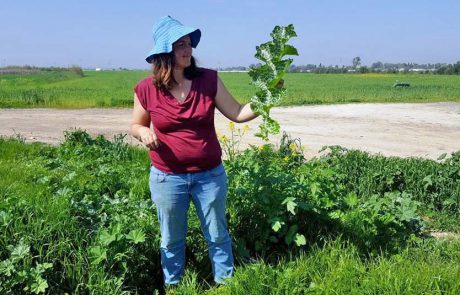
[1,129,459,294]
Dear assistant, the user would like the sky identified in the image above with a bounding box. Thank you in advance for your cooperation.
[0,0,459,69]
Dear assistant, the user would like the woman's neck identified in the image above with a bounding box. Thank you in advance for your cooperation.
[173,68,185,84]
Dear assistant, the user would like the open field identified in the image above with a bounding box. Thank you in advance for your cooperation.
[0,70,459,108]
[222,72,460,105]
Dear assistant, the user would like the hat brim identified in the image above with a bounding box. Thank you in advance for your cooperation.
[145,28,201,63]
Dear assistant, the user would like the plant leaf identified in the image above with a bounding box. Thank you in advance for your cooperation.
[282,197,297,215]
[285,225,299,245]
[30,277,48,294]
[294,233,306,246]
[271,219,285,232]
[11,241,30,261]
[99,230,116,246]
[89,246,107,265]
[126,229,146,244]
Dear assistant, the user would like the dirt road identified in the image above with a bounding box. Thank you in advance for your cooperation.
[1,102,459,159]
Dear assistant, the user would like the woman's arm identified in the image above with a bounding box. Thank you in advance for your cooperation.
[214,76,258,123]
[130,93,161,149]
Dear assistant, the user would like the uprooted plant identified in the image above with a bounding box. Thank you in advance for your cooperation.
[249,24,298,140]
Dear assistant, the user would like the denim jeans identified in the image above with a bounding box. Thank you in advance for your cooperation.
[149,163,234,285]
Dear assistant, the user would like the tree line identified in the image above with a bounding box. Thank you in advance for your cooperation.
[219,59,460,75]
[0,65,85,76]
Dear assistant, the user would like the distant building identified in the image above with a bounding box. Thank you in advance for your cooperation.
[95,68,102,71]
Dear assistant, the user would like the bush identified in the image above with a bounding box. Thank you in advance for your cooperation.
[225,134,424,258]
[319,146,460,214]
[69,66,85,77]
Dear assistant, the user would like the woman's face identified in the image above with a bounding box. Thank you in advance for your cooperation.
[173,35,192,69]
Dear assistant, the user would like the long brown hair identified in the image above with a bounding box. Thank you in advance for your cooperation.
[151,53,201,91]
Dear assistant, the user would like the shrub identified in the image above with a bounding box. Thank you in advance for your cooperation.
[225,134,424,258]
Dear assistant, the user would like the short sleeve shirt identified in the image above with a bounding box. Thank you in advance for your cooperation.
[134,68,222,173]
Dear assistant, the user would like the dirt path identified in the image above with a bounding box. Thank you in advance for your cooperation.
[1,102,459,159]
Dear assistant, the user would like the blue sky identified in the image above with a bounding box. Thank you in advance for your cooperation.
[1,0,459,69]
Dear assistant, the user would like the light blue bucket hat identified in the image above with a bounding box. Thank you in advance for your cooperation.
[145,16,201,63]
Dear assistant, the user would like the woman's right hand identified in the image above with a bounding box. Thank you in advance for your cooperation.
[131,93,161,150]
[139,128,161,150]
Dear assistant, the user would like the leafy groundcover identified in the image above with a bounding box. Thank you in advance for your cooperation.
[1,130,459,294]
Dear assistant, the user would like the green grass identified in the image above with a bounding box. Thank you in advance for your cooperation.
[0,134,159,293]
[220,72,460,105]
[0,70,459,108]
[0,70,147,108]
[1,132,459,293]
[178,238,460,294]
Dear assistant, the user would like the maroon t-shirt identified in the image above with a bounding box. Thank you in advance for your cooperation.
[134,68,222,173]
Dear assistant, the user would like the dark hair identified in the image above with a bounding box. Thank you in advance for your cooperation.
[151,53,201,90]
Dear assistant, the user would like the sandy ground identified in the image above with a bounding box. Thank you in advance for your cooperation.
[1,102,459,160]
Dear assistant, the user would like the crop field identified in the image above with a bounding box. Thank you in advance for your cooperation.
[0,130,459,294]
[0,70,459,108]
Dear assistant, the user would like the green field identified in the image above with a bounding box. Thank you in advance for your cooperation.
[0,70,459,108]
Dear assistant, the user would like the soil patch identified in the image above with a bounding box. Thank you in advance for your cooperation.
[1,102,459,159]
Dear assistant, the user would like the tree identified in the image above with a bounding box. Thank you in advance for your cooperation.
[371,61,383,69]
[352,56,361,69]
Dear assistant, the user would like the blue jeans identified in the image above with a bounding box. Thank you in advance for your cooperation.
[149,163,234,285]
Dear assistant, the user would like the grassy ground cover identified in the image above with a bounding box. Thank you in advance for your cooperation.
[1,131,459,294]
[222,72,460,105]
[0,70,146,108]
[0,70,459,108]
[176,238,460,294]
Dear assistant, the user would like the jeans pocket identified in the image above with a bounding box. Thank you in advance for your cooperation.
[208,163,226,177]
[156,173,167,183]
[150,166,168,183]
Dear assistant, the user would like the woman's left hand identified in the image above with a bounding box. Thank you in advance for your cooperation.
[276,79,284,89]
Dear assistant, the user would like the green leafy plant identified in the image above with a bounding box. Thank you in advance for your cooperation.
[225,133,425,258]
[248,24,298,140]
[1,130,458,294]
[0,239,53,294]
[319,146,460,215]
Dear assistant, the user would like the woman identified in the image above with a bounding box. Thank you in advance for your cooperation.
[130,16,257,286]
